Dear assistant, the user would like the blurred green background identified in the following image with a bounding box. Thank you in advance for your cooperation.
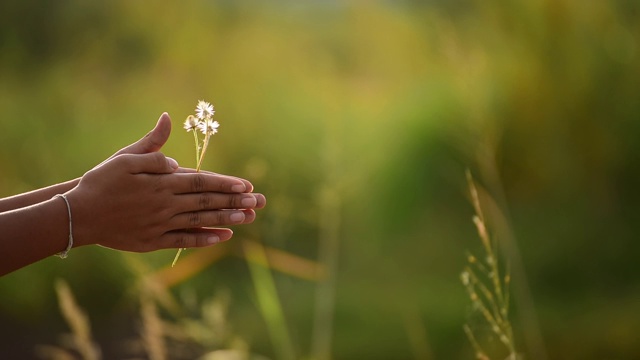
[1,0,640,359]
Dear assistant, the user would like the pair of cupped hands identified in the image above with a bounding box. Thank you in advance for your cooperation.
[66,112,265,252]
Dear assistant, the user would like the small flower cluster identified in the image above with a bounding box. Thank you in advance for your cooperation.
[184,100,219,136]
[183,100,220,172]
[174,100,220,267]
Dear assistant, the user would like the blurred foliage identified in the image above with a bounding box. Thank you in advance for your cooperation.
[1,0,640,359]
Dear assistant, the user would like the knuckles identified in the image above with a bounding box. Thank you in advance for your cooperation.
[188,212,202,227]
[174,234,190,249]
[198,193,213,209]
[191,173,206,192]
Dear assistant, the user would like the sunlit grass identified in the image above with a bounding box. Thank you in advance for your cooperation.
[2,0,639,358]
[244,241,296,360]
[36,280,100,360]
[461,171,517,359]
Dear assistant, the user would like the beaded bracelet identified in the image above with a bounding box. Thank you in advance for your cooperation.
[54,194,74,258]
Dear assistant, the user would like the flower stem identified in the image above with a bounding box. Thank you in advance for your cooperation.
[171,248,183,267]
[196,133,211,172]
[193,129,200,166]
[173,132,211,267]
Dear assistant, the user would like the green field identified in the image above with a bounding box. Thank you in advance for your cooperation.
[1,1,639,359]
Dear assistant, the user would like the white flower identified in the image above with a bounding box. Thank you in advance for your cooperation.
[195,100,215,119]
[183,115,199,131]
[198,119,220,135]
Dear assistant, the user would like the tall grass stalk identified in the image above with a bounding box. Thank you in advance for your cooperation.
[311,185,341,360]
[243,240,296,360]
[474,145,548,359]
[462,171,517,359]
[311,116,342,360]
[47,279,101,360]
[140,294,167,360]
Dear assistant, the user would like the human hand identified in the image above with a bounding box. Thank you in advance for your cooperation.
[63,111,266,252]
[66,152,265,252]
[108,112,255,191]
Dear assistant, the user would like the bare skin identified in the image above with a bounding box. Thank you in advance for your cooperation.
[0,113,265,276]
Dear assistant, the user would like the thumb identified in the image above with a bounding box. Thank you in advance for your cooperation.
[121,152,179,174]
[116,112,172,156]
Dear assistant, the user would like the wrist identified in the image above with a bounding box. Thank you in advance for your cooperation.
[63,189,94,248]
[53,194,73,258]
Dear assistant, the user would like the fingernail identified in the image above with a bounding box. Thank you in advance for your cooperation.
[231,183,246,192]
[166,157,179,169]
[241,196,257,208]
[207,235,219,244]
[230,212,245,222]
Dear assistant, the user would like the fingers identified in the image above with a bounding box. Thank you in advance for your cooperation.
[147,200,260,251]
[115,113,172,156]
[173,192,266,214]
[169,209,256,229]
[174,168,255,193]
[165,172,253,194]
[168,191,262,229]
[114,152,179,174]
[159,228,235,249]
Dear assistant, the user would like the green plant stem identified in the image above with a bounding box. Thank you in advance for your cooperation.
[193,129,200,166]
[196,133,210,172]
[171,248,183,267]
[244,241,296,360]
[172,129,204,267]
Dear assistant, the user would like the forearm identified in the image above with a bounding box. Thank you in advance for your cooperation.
[0,197,71,276]
[0,178,80,213]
